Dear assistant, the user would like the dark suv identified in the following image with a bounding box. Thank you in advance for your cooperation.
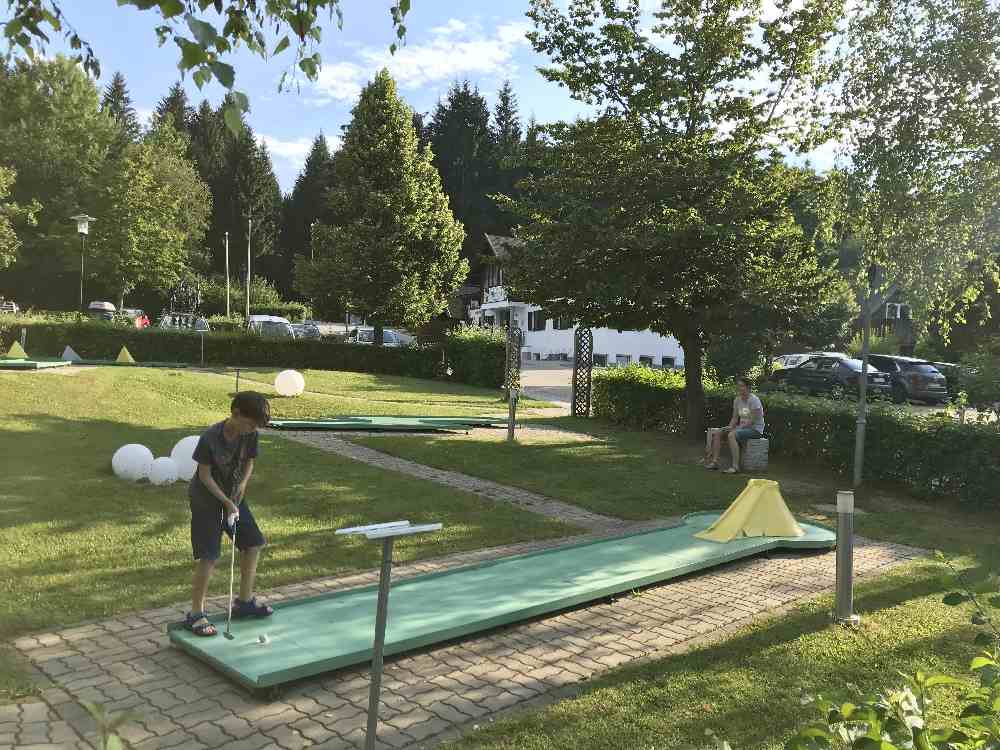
[770,355,892,399]
[867,355,950,404]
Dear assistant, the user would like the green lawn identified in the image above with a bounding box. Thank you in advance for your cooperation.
[349,419,1000,750]
[216,367,553,416]
[0,367,573,701]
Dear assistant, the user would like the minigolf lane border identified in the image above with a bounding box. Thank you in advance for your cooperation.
[167,512,836,690]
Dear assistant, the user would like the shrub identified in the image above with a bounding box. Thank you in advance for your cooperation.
[593,364,1000,506]
[847,329,901,357]
[199,275,284,317]
[443,326,507,388]
[249,302,313,322]
[0,319,518,388]
[961,338,1000,419]
[206,314,245,333]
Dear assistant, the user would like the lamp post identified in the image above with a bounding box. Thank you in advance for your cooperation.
[246,217,252,320]
[224,231,231,318]
[310,220,317,261]
[70,214,96,310]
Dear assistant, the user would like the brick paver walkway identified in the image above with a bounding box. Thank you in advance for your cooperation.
[276,431,628,532]
[6,531,921,750]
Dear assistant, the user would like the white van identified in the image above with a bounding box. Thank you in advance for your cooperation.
[247,314,296,338]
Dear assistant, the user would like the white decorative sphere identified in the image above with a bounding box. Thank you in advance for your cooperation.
[149,457,179,486]
[275,369,305,397]
[112,444,154,482]
[170,436,201,480]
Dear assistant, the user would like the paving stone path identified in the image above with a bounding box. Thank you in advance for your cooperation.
[4,434,924,750]
[276,431,629,532]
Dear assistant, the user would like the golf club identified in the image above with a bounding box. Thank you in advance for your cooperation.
[224,514,238,640]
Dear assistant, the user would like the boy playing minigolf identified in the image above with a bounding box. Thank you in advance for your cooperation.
[185,391,274,636]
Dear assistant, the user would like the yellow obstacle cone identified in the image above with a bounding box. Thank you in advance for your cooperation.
[116,346,137,365]
[4,341,27,359]
[695,478,804,543]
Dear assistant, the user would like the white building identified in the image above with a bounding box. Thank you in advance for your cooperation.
[468,235,685,368]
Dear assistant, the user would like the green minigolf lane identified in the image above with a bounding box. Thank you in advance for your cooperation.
[168,512,835,689]
[268,416,506,432]
[0,358,71,370]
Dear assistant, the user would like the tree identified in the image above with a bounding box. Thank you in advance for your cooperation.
[0,55,117,307]
[428,81,498,274]
[4,1,415,130]
[492,81,522,168]
[90,123,211,309]
[810,0,1000,483]
[278,133,334,294]
[297,70,467,342]
[153,82,193,135]
[0,166,39,271]
[229,128,282,287]
[504,0,844,438]
[101,71,141,154]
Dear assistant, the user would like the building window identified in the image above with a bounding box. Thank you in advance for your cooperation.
[661,356,675,369]
[553,317,573,330]
[615,354,631,367]
[528,310,547,331]
[639,355,654,367]
[593,353,608,367]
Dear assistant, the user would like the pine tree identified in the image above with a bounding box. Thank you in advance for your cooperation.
[279,133,334,293]
[101,72,141,153]
[427,81,497,280]
[153,82,193,134]
[297,70,467,340]
[227,124,282,287]
[188,99,229,271]
[492,80,522,166]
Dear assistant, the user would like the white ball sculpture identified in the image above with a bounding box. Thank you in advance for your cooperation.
[170,436,201,481]
[149,457,179,486]
[112,444,154,482]
[275,369,305,397]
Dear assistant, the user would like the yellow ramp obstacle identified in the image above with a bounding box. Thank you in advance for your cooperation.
[116,346,137,364]
[4,341,27,359]
[695,478,804,543]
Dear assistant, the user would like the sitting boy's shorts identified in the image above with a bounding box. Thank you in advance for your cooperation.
[190,496,266,561]
[733,427,763,442]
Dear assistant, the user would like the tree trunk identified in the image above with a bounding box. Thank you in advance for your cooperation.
[680,333,706,441]
[374,323,384,347]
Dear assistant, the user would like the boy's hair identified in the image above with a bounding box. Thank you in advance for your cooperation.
[736,377,751,389]
[231,391,271,426]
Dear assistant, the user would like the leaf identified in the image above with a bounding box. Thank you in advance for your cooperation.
[273,35,290,56]
[972,656,998,670]
[923,675,961,688]
[185,14,218,47]
[972,612,989,625]
[106,736,124,750]
[210,61,235,89]
[192,68,211,89]
[176,38,208,69]
[943,592,969,606]
[222,104,243,136]
[230,91,249,112]
[158,0,184,17]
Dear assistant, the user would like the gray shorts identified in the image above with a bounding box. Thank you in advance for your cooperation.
[189,496,266,561]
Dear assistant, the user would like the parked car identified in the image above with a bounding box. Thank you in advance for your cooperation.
[247,314,295,338]
[347,327,407,347]
[772,351,849,369]
[291,322,322,340]
[87,301,116,321]
[159,313,211,332]
[0,299,19,314]
[867,355,950,404]
[771,355,892,398]
[120,308,150,329]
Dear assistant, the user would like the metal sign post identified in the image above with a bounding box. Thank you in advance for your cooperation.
[507,388,519,442]
[335,520,443,750]
[835,491,860,626]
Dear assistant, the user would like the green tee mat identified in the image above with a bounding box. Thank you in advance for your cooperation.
[268,416,505,432]
[0,358,71,370]
[168,512,835,689]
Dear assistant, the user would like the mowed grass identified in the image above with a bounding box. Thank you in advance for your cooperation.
[218,367,553,416]
[352,418,1000,749]
[0,367,574,700]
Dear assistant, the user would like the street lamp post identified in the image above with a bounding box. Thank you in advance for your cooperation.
[310,220,317,262]
[224,231,231,318]
[71,214,96,310]
[246,217,252,320]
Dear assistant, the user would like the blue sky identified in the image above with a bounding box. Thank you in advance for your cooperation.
[54,1,593,191]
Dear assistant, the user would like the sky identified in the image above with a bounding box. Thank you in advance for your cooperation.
[49,0,594,191]
[49,0,836,191]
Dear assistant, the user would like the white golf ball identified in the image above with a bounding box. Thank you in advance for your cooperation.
[258,634,270,644]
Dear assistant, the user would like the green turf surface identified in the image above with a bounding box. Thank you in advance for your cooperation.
[0,368,574,654]
[269,416,506,432]
[168,512,835,688]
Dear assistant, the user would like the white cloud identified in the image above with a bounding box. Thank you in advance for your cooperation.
[136,107,154,128]
[310,20,532,105]
[258,134,342,171]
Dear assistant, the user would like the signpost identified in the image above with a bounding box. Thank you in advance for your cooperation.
[335,520,443,750]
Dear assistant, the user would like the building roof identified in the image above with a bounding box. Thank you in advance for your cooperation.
[483,234,523,261]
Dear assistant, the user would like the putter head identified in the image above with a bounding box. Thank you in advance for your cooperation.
[223,630,235,640]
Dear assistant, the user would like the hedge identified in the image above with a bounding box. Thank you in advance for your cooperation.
[593,365,1000,506]
[0,320,471,382]
[442,326,507,388]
